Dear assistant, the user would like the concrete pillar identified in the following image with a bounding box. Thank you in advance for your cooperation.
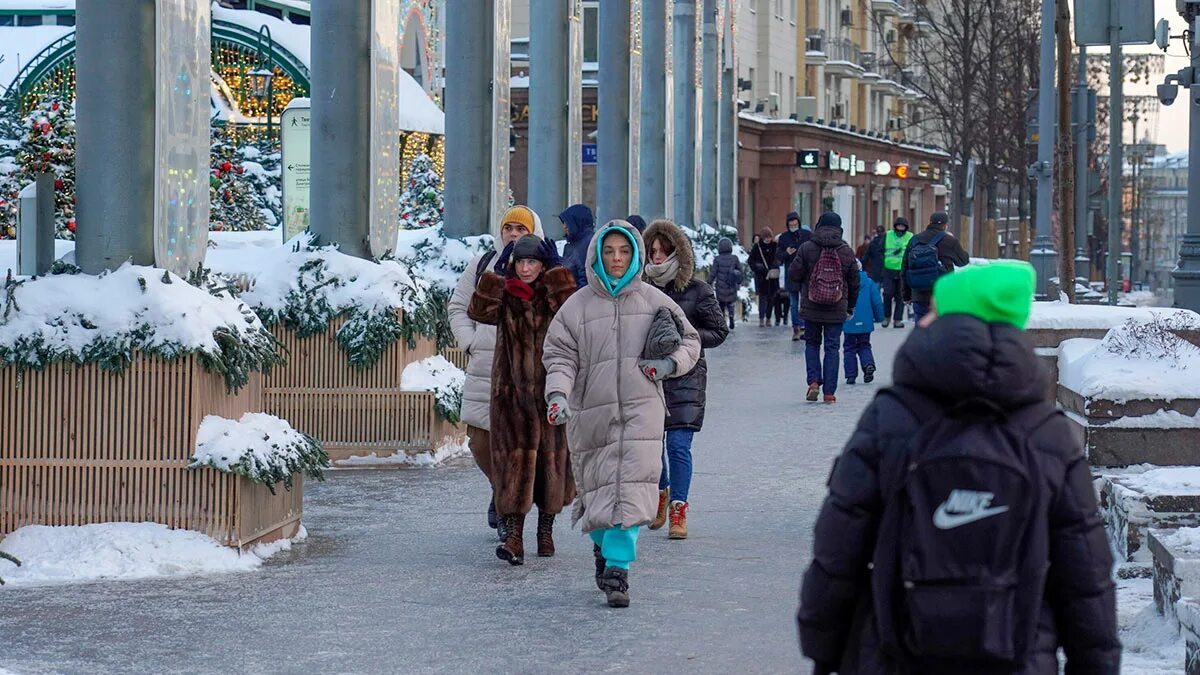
[700,0,718,227]
[75,0,156,273]
[444,1,494,238]
[310,0,371,257]
[597,1,631,225]
[529,0,570,237]
[718,3,736,229]
[672,0,697,227]
[639,0,670,221]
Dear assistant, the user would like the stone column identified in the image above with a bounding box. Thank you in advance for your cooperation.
[700,0,718,226]
[718,3,736,229]
[597,0,631,225]
[444,0,495,238]
[672,0,697,227]
[639,0,670,220]
[529,0,571,237]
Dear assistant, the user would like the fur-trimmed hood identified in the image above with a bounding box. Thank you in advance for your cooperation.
[641,219,695,292]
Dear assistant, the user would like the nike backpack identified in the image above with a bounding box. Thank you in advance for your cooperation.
[870,390,1058,671]
[807,247,845,305]
[904,231,947,291]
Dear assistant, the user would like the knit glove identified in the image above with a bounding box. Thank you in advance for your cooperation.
[546,392,572,426]
[539,237,564,269]
[495,240,516,273]
[637,358,676,382]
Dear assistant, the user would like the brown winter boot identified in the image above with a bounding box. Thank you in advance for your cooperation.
[823,393,837,404]
[537,511,556,557]
[496,513,525,565]
[806,383,820,402]
[792,326,804,341]
[649,488,670,530]
[669,501,689,540]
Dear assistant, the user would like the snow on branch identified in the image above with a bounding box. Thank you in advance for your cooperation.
[401,355,466,425]
[188,412,329,492]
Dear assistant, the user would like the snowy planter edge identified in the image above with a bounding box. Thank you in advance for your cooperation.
[188,412,330,493]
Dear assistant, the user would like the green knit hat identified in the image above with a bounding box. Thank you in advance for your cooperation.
[932,260,1037,329]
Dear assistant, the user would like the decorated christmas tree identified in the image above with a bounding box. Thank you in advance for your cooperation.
[13,98,76,239]
[0,165,19,240]
[209,129,267,232]
[398,153,444,230]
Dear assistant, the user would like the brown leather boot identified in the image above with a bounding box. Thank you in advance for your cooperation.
[537,511,556,557]
[495,513,525,565]
[669,501,689,540]
[649,488,670,530]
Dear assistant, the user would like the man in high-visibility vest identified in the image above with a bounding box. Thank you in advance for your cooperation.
[881,217,913,327]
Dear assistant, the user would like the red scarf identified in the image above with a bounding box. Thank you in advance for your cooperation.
[505,277,536,301]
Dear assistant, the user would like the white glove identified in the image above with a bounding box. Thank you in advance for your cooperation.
[546,393,572,426]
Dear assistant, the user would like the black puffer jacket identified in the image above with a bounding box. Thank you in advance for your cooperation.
[797,315,1120,675]
[644,221,730,431]
[787,221,860,325]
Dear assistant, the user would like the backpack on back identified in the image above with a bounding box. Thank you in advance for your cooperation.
[905,231,948,291]
[871,390,1057,671]
[808,247,845,305]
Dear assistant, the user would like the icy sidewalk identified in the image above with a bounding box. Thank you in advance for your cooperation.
[1118,576,1185,673]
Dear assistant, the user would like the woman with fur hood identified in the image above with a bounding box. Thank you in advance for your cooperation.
[468,234,578,566]
[543,220,701,608]
[641,219,730,540]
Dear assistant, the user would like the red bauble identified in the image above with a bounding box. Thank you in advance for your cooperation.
[54,179,64,191]
[42,152,50,161]
[223,190,231,199]
[221,161,232,172]
[66,219,76,233]
[52,102,59,111]
[236,166,244,174]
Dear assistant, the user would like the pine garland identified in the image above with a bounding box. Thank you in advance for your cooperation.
[187,415,329,494]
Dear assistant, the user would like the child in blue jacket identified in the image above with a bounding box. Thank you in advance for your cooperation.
[843,264,884,384]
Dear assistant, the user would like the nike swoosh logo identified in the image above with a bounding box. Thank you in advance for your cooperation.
[932,504,1010,530]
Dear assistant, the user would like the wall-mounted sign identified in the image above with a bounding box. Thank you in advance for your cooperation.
[582,143,598,165]
[917,162,932,178]
[896,164,910,179]
[280,98,311,243]
[874,160,892,176]
[828,150,866,177]
[797,149,821,169]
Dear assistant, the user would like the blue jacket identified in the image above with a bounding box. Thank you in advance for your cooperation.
[559,204,595,289]
[844,271,884,334]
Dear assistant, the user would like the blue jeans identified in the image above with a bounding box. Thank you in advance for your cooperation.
[788,290,804,328]
[657,429,695,503]
[805,321,843,395]
[912,301,931,325]
[843,332,876,380]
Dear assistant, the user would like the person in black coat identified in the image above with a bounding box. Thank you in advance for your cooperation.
[559,203,596,290]
[787,212,860,402]
[777,211,812,340]
[748,227,782,327]
[901,211,970,324]
[862,225,886,282]
[797,263,1120,675]
[642,219,730,539]
[707,237,742,330]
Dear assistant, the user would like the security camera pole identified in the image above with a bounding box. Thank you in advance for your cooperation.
[1167,3,1200,311]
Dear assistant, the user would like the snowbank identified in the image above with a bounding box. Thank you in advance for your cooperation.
[189,412,328,491]
[392,225,493,294]
[1120,467,1200,497]
[1118,576,1185,673]
[1058,314,1200,402]
[0,238,76,277]
[1028,301,1198,331]
[0,521,306,587]
[401,354,465,424]
[1106,410,1200,429]
[334,437,470,468]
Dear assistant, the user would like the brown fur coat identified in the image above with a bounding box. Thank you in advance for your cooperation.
[467,266,578,516]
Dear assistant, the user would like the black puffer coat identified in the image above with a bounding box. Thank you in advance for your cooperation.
[787,220,860,325]
[708,238,742,305]
[797,315,1120,675]
[644,221,730,431]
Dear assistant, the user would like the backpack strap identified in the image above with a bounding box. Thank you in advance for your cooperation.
[928,230,947,249]
[475,250,498,287]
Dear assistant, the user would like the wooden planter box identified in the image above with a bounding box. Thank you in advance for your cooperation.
[440,346,469,372]
[0,356,302,549]
[265,318,465,464]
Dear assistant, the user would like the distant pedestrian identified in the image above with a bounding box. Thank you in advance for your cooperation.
[468,235,577,565]
[543,220,701,608]
[901,211,971,324]
[448,205,544,535]
[787,212,859,403]
[643,220,730,540]
[749,227,781,327]
[777,212,812,341]
[843,262,884,385]
[559,203,596,290]
[625,214,648,233]
[708,236,742,330]
[880,217,913,328]
[798,261,1120,675]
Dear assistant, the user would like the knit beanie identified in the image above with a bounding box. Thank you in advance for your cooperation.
[511,234,545,262]
[501,205,537,234]
[816,211,842,231]
[932,260,1036,330]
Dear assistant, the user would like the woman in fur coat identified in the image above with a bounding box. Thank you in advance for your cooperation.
[468,234,578,566]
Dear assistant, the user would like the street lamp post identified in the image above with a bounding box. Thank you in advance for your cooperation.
[1161,5,1200,311]
[249,24,276,140]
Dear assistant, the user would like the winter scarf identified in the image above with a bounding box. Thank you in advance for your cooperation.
[505,277,536,301]
[591,225,643,297]
[644,252,681,288]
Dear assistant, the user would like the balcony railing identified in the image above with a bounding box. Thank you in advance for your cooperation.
[826,37,863,66]
[806,28,826,53]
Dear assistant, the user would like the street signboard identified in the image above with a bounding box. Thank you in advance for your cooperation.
[281,98,311,243]
[582,143,598,165]
[797,149,820,169]
[1075,0,1155,46]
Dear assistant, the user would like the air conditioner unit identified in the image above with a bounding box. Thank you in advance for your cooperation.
[769,92,780,114]
[841,8,853,27]
[756,97,769,113]
[807,33,824,52]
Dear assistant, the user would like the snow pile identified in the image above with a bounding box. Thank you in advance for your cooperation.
[189,412,329,491]
[1058,314,1200,403]
[335,437,470,468]
[0,264,281,390]
[393,225,493,295]
[1117,577,1185,673]
[679,223,749,272]
[1028,302,1198,331]
[0,521,307,587]
[1121,467,1200,497]
[1106,409,1200,429]
[401,354,465,424]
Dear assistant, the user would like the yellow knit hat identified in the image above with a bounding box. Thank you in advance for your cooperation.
[501,205,537,235]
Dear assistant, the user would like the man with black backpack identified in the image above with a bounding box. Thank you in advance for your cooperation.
[787,212,859,404]
[900,211,970,325]
[797,261,1120,675]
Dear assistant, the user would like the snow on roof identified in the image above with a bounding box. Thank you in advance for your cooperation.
[0,25,74,95]
[1028,301,1198,331]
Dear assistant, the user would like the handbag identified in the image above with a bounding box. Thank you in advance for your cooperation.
[759,246,781,280]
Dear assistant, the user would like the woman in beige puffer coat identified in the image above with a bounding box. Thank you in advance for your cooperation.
[543,220,701,607]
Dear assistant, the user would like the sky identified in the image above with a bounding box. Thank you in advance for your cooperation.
[1117,0,1192,152]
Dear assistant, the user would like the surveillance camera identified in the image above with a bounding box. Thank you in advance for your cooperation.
[1159,83,1179,106]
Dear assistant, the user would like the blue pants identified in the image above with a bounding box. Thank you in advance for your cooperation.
[912,301,932,324]
[589,526,640,570]
[805,321,843,395]
[843,332,876,380]
[657,428,695,503]
[788,290,805,328]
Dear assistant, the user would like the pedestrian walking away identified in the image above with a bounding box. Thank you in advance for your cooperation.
[467,234,578,566]
[862,225,886,283]
[748,228,781,327]
[787,212,859,403]
[708,236,742,330]
[843,261,884,385]
[642,219,730,540]
[559,203,596,290]
[543,220,701,608]
[798,260,1120,674]
[777,212,811,341]
[880,217,912,328]
[901,211,970,325]
[448,204,545,536]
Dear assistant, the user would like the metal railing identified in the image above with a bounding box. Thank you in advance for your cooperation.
[826,37,863,66]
